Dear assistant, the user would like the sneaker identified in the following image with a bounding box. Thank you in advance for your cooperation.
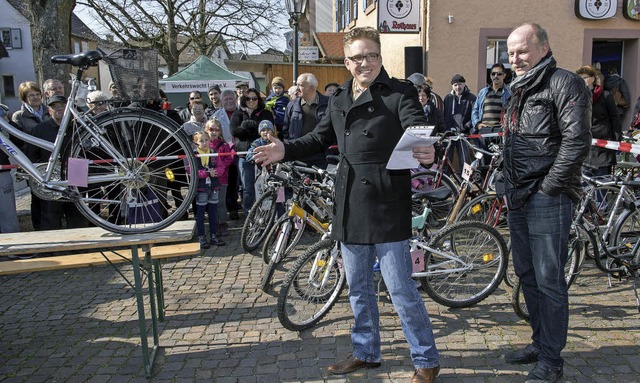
[525,362,563,383]
[504,344,540,364]
[210,234,226,246]
[198,236,210,250]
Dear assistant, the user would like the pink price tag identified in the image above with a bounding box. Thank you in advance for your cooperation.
[276,187,285,203]
[411,249,425,273]
[67,158,89,187]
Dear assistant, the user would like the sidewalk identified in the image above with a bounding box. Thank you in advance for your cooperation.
[1,214,639,382]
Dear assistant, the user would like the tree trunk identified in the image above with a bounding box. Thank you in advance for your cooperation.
[27,0,76,90]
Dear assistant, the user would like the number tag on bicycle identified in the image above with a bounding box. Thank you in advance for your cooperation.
[411,249,425,273]
[276,187,285,203]
[462,162,473,181]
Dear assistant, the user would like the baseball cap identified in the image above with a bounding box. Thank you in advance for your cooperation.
[47,95,67,106]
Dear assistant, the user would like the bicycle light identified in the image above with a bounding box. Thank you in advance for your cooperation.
[165,168,175,182]
[483,253,494,263]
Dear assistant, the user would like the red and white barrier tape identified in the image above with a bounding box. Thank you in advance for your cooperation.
[0,151,249,170]
[591,138,640,155]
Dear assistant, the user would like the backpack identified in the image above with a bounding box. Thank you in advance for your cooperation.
[611,81,629,109]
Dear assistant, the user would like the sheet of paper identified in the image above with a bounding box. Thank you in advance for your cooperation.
[386,126,439,170]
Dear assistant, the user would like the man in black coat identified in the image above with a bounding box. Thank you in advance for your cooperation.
[254,27,440,383]
[502,23,591,383]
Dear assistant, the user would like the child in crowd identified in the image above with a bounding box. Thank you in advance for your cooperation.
[205,118,234,237]
[193,130,226,249]
[264,76,289,137]
[246,120,275,163]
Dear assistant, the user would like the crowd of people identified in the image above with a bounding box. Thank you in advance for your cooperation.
[2,21,640,383]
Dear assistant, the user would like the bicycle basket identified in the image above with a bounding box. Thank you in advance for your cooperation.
[103,48,159,101]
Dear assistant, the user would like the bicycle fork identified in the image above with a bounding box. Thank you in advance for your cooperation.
[308,243,340,290]
[271,220,293,263]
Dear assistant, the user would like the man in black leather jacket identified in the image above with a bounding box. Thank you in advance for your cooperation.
[502,23,591,383]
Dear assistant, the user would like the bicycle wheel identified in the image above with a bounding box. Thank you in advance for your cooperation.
[605,208,640,272]
[411,170,458,227]
[511,280,529,322]
[456,193,509,238]
[65,108,197,234]
[276,239,345,331]
[262,213,306,264]
[422,220,507,308]
[241,188,278,252]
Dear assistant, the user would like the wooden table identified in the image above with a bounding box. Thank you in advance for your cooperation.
[0,221,196,377]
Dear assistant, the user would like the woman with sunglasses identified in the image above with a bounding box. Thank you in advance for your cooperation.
[230,88,274,214]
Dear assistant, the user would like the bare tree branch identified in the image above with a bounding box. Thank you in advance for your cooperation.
[77,0,287,75]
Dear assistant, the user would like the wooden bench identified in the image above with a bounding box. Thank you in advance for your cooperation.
[0,242,200,275]
[0,221,198,377]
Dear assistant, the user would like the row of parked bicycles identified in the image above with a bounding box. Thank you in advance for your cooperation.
[240,132,640,331]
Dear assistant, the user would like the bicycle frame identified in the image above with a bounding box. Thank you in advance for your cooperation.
[0,73,134,193]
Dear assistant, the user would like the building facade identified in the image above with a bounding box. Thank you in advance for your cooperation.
[305,0,639,127]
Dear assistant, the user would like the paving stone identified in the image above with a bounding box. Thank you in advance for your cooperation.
[3,210,640,382]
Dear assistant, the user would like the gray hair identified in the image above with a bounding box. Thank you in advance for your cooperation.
[221,89,236,99]
[297,73,318,89]
[86,90,111,103]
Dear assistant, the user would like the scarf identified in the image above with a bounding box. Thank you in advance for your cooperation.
[592,85,603,103]
[197,147,210,167]
[509,55,554,93]
[506,55,555,133]
[23,103,44,121]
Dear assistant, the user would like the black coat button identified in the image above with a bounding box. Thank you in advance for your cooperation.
[367,106,374,113]
[362,129,369,136]
[361,177,368,184]
[345,130,351,136]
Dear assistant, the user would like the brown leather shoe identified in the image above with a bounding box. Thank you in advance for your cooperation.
[327,355,381,375]
[411,366,440,383]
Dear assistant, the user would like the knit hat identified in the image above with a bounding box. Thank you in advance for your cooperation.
[258,120,274,133]
[271,76,286,88]
[450,74,466,84]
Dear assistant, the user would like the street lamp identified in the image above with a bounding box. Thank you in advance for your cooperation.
[286,0,307,85]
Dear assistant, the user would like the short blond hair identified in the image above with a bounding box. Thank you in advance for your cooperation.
[343,27,380,50]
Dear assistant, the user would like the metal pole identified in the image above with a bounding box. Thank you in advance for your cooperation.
[293,18,299,85]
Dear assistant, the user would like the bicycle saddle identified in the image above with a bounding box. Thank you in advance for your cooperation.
[51,50,103,67]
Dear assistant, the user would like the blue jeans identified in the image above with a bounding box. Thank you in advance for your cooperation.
[238,157,256,213]
[340,241,439,368]
[508,191,573,369]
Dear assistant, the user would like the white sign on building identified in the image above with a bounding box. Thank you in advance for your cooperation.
[377,0,420,33]
[298,46,319,61]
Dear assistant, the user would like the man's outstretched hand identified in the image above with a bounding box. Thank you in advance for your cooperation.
[253,133,285,166]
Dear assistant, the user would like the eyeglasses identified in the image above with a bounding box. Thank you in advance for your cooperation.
[189,97,200,100]
[27,93,42,99]
[491,72,505,76]
[346,53,380,64]
[245,97,259,101]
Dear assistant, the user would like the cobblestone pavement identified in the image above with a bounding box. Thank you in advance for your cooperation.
[1,194,640,382]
